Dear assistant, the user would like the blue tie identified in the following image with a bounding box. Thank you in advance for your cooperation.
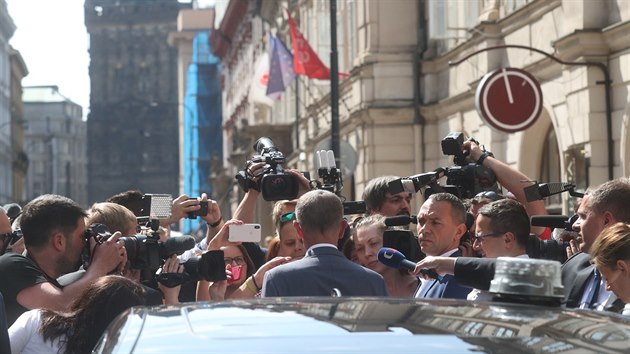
[580,269,602,309]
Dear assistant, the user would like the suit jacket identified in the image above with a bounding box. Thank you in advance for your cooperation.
[262,246,388,297]
[415,250,471,300]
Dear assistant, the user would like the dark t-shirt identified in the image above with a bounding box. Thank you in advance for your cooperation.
[0,253,62,325]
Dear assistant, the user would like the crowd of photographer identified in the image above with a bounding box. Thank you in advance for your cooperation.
[1,133,630,353]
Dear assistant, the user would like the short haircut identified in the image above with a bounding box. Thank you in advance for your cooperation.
[106,190,144,217]
[478,199,530,248]
[363,176,400,214]
[427,193,466,225]
[87,202,137,235]
[588,178,630,223]
[590,222,630,269]
[295,190,342,234]
[20,194,87,251]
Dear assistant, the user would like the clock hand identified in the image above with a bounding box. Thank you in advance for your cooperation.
[502,68,514,104]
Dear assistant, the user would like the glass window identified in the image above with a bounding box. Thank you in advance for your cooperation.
[540,127,562,213]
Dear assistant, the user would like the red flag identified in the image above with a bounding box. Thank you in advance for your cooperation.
[288,12,347,80]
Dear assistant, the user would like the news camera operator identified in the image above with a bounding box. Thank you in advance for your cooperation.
[0,194,125,325]
[363,176,412,217]
[461,138,548,237]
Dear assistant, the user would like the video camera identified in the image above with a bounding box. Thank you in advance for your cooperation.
[388,132,500,200]
[236,137,302,201]
[312,149,366,215]
[526,214,579,263]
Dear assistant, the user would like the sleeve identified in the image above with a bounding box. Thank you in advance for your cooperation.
[261,271,279,297]
[0,293,9,354]
[8,310,41,354]
[453,257,496,291]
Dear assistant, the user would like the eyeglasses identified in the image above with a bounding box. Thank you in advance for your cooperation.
[474,232,504,240]
[224,256,246,266]
[280,212,296,224]
[473,191,501,202]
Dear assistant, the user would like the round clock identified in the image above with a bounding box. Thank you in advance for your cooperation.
[475,67,543,133]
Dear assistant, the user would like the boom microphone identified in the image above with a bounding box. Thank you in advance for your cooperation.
[384,215,417,226]
[377,247,444,282]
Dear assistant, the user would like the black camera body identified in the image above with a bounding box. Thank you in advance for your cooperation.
[236,137,300,201]
[186,199,209,219]
[83,223,195,270]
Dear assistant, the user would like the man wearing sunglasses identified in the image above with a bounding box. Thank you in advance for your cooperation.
[262,190,388,297]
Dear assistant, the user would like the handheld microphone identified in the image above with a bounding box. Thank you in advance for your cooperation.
[384,215,417,226]
[377,247,444,283]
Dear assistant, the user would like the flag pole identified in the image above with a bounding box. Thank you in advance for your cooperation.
[295,76,300,151]
[329,0,341,168]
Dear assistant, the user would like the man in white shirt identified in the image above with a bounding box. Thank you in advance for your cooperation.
[467,199,530,301]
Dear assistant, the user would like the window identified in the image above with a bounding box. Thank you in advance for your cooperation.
[540,127,562,213]
[427,0,480,54]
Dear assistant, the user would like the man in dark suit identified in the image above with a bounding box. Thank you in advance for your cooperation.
[414,193,470,299]
[415,178,630,312]
[262,190,388,297]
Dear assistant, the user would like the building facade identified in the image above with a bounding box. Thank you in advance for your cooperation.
[8,47,29,205]
[214,0,630,215]
[22,86,87,206]
[84,0,189,203]
[0,0,16,203]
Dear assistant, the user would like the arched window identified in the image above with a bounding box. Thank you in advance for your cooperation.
[540,127,562,213]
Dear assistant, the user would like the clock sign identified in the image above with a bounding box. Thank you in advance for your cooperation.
[475,67,543,133]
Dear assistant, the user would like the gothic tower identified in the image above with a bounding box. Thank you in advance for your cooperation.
[85,0,189,203]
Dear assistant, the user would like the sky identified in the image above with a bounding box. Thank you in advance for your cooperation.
[7,0,90,118]
[6,0,217,120]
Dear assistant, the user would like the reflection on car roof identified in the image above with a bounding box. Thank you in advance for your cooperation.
[94,298,630,354]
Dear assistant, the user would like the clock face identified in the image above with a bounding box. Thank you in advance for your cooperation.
[475,67,543,133]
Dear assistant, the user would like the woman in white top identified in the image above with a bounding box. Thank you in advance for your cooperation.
[9,275,145,354]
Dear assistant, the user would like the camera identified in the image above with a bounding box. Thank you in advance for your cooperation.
[236,137,300,201]
[83,223,195,270]
[526,236,570,263]
[389,132,500,200]
[186,199,208,219]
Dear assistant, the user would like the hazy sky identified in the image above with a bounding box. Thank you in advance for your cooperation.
[6,0,216,120]
[7,0,90,118]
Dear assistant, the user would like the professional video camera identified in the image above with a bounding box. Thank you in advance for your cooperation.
[312,149,366,215]
[526,214,579,263]
[236,137,301,201]
[83,222,195,270]
[388,132,500,200]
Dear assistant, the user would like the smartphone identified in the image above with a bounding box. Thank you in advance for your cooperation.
[186,199,209,219]
[230,265,243,283]
[228,224,262,242]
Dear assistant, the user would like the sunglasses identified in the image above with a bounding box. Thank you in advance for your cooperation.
[280,212,296,224]
[473,191,501,202]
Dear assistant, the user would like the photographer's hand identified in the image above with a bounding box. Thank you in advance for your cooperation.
[287,169,314,197]
[158,255,183,305]
[207,219,243,251]
[90,231,126,275]
[231,256,291,299]
[462,140,484,164]
[412,256,456,278]
[164,194,201,226]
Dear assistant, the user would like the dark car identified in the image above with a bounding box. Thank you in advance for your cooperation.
[93,297,630,353]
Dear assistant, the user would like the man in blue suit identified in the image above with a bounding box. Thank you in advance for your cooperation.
[262,190,388,297]
[414,193,471,299]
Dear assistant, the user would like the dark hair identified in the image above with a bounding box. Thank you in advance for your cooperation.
[296,190,343,234]
[106,190,144,217]
[362,176,400,214]
[427,193,466,225]
[40,275,145,354]
[20,195,87,251]
[589,178,630,223]
[222,244,257,278]
[478,199,530,248]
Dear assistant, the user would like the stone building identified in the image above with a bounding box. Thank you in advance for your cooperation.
[84,0,189,203]
[214,0,630,215]
[22,86,87,206]
[8,47,29,205]
[0,0,16,203]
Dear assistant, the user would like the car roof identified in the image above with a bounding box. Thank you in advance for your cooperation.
[94,297,630,353]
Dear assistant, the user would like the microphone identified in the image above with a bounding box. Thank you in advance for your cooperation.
[524,182,583,202]
[384,215,417,226]
[530,215,569,229]
[158,236,196,257]
[377,247,444,283]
